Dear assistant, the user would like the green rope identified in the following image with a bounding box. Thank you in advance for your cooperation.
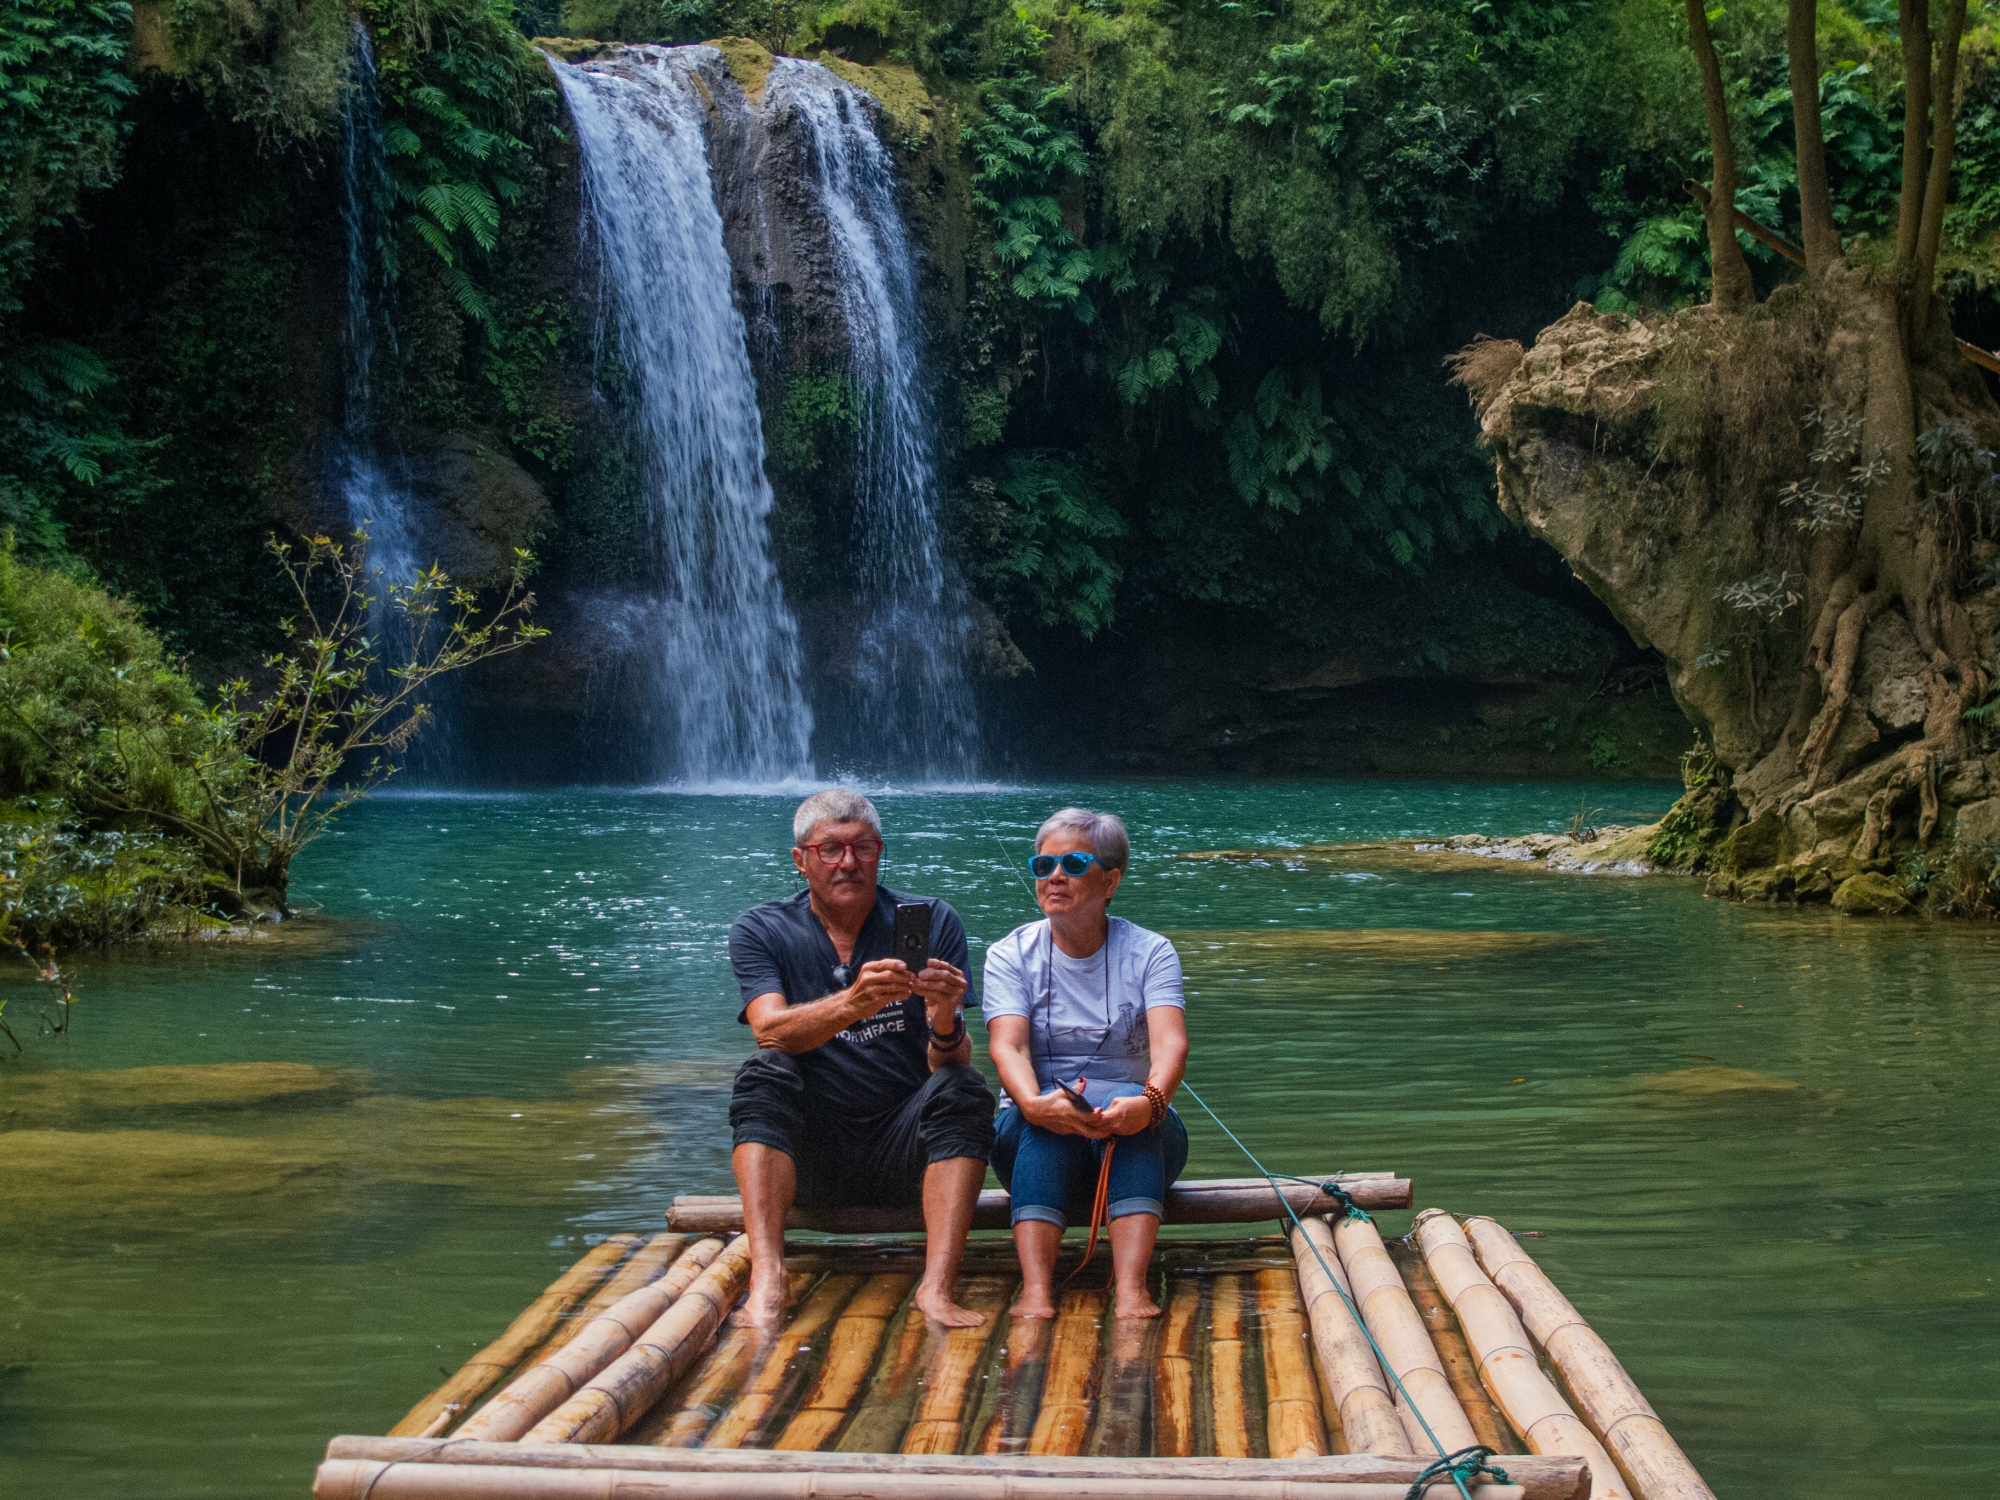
[1405,1446,1511,1500]
[1178,1081,1497,1500]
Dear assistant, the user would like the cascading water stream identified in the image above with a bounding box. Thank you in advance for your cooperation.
[768,61,979,780]
[554,49,814,787]
[336,24,417,590]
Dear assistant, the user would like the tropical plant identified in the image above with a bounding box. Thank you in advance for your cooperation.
[3,532,546,912]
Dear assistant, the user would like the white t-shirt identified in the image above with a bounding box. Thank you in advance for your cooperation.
[981,916,1184,1100]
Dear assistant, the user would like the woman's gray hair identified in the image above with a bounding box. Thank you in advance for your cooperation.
[1035,807,1130,871]
[793,789,882,845]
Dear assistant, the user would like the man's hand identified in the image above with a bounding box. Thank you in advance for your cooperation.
[845,958,916,1020]
[913,959,968,1030]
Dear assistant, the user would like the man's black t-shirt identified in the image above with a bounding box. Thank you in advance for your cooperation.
[728,887,971,1128]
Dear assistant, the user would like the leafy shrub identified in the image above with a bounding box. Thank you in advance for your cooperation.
[961,452,1123,637]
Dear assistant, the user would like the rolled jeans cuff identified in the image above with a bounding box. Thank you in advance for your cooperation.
[1107,1195,1162,1221]
[1011,1204,1067,1229]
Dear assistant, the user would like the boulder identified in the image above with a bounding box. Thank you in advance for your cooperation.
[1831,872,1914,916]
[1954,796,2000,848]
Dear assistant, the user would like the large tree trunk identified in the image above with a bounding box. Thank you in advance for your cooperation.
[1788,0,1841,277]
[1686,0,1756,310]
[1454,274,2000,907]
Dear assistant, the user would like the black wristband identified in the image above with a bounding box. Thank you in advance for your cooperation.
[927,1018,965,1048]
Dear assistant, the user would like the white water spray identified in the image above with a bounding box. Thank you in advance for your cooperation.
[555,48,814,786]
[336,23,418,589]
[768,60,978,778]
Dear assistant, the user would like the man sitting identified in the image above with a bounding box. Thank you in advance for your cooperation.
[728,789,995,1327]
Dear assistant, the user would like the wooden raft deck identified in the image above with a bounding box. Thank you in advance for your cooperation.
[316,1182,1715,1500]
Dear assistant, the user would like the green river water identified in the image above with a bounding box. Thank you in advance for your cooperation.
[1,781,1995,1498]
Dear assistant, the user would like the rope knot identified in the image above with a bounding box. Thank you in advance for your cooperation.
[1323,1180,1372,1222]
[1403,1445,1507,1500]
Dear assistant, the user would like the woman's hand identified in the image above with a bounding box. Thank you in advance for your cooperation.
[1097,1094,1154,1137]
[1023,1091,1113,1138]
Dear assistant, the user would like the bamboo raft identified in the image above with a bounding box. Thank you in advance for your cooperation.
[317,1180,1715,1500]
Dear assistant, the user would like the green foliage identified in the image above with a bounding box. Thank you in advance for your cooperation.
[0,541,224,821]
[0,0,133,316]
[1647,738,1728,870]
[0,544,224,946]
[770,371,859,475]
[163,0,352,143]
[963,452,1124,637]
[968,67,1128,323]
[0,802,212,947]
[368,0,548,336]
[1586,730,1621,772]
[483,299,579,466]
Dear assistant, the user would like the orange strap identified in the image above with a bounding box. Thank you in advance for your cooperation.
[1061,1139,1116,1289]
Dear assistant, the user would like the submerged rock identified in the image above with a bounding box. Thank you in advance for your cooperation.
[1831,871,1916,916]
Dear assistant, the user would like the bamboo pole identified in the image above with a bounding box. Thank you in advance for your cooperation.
[975,1306,1052,1455]
[1463,1218,1715,1500]
[520,1234,753,1445]
[1412,1213,1628,1500]
[541,1234,692,1357]
[1088,1313,1159,1458]
[641,1268,820,1446]
[1153,1276,1201,1458]
[455,1237,727,1443]
[900,1275,1013,1454]
[389,1236,641,1439]
[771,1273,915,1452]
[1208,1273,1253,1459]
[1256,1268,1327,1458]
[1395,1247,1516,1454]
[314,1460,1538,1500]
[324,1436,1592,1499]
[705,1274,864,1449]
[1288,1217,1406,1456]
[1331,1215,1478,1456]
[1027,1287,1109,1456]
[668,1176,1411,1235]
[629,1269,817,1450]
[837,1295,934,1453]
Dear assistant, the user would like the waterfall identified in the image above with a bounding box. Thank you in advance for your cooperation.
[768,60,978,780]
[554,49,814,787]
[336,24,417,590]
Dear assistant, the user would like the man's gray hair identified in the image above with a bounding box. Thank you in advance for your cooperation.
[793,789,882,846]
[1036,807,1130,871]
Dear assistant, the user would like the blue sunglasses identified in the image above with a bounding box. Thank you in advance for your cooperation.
[1029,851,1100,879]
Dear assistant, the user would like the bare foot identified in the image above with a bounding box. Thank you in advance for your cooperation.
[1114,1290,1162,1319]
[743,1264,790,1328]
[1008,1292,1056,1320]
[913,1283,985,1328]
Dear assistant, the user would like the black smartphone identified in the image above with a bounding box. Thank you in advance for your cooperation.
[892,901,932,977]
[1054,1076,1092,1112]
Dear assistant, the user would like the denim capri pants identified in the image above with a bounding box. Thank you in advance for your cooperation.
[991,1087,1189,1227]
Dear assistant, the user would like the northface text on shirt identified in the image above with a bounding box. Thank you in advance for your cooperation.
[837,1005,911,1047]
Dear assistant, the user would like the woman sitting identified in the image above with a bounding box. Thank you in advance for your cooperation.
[982,807,1189,1320]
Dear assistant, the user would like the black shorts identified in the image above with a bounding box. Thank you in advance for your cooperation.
[728,1049,996,1208]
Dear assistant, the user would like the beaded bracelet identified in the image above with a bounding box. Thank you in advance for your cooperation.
[1143,1084,1168,1128]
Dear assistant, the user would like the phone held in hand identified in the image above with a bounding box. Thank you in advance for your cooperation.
[1054,1075,1092,1112]
[892,901,932,978]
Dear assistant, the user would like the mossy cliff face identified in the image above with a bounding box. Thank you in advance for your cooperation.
[1465,280,2000,909]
